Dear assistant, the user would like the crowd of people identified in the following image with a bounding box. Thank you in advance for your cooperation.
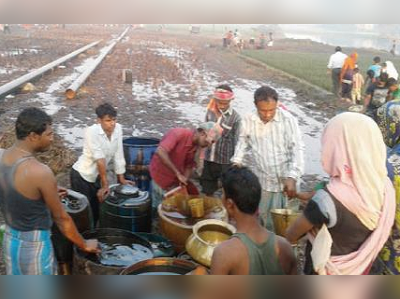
[327,47,399,120]
[1,78,400,275]
[223,29,274,52]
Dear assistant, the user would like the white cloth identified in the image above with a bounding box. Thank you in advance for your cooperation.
[73,123,126,183]
[384,61,399,80]
[231,108,305,192]
[327,52,348,69]
[310,225,333,275]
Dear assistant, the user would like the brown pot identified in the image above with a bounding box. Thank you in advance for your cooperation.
[158,196,228,253]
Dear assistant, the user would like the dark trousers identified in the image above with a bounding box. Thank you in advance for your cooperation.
[200,161,231,196]
[331,68,341,97]
[70,168,101,225]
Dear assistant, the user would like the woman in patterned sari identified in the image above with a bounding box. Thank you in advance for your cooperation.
[376,100,400,274]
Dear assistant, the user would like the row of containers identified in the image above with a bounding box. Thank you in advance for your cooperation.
[51,137,178,275]
[52,137,233,275]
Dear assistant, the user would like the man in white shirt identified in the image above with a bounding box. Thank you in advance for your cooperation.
[327,46,347,98]
[70,103,132,225]
[231,86,304,232]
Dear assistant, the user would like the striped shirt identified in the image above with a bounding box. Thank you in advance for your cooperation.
[231,108,305,192]
[205,107,241,164]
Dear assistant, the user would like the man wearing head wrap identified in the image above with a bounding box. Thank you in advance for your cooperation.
[149,122,222,210]
[201,85,241,196]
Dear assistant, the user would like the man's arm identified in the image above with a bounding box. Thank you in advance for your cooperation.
[114,124,132,185]
[85,128,109,201]
[96,158,109,202]
[155,146,187,185]
[37,165,99,253]
[283,118,305,198]
[276,236,298,275]
[231,116,248,166]
[210,242,234,275]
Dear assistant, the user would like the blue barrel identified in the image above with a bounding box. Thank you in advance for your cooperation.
[123,137,160,191]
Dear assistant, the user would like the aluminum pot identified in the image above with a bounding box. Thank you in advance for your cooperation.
[185,219,236,267]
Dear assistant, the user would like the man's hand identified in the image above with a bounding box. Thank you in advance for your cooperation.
[176,172,188,185]
[97,186,110,203]
[118,177,136,186]
[283,178,297,199]
[57,186,68,199]
[231,163,242,168]
[82,239,101,254]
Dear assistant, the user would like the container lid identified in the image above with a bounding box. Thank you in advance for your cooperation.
[114,184,140,196]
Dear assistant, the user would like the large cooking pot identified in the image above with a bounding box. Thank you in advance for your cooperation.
[270,208,300,237]
[158,196,228,253]
[73,228,154,275]
[120,258,197,275]
[185,219,236,267]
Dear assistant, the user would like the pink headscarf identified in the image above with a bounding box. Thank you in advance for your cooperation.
[312,112,396,275]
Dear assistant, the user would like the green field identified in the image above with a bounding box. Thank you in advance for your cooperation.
[242,49,400,92]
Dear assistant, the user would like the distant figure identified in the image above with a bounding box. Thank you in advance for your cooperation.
[351,68,364,105]
[381,61,399,80]
[259,33,266,49]
[367,56,382,79]
[386,78,400,101]
[267,32,274,47]
[390,40,396,56]
[327,46,348,98]
[3,24,11,34]
[340,52,358,102]
[224,30,233,48]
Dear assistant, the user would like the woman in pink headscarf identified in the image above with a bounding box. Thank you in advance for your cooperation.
[287,112,395,275]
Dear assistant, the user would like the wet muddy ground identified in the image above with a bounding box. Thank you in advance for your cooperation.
[0,26,350,274]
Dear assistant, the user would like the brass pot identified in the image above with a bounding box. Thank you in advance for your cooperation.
[270,208,300,237]
[158,196,228,253]
[120,258,198,275]
[185,219,236,267]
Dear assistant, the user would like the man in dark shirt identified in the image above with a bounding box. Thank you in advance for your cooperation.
[364,72,389,119]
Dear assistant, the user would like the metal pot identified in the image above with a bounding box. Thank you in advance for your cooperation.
[73,228,154,275]
[120,258,197,275]
[185,220,236,267]
[270,208,300,237]
[158,196,228,253]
